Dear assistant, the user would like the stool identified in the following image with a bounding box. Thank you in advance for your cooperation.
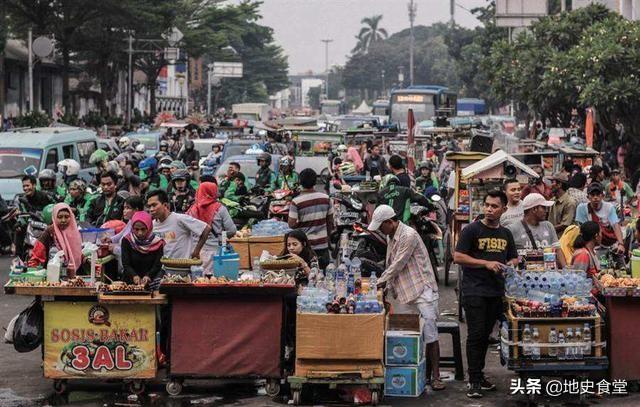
[436,321,464,381]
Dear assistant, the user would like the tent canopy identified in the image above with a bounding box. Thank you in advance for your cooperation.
[461,150,539,180]
[351,101,371,115]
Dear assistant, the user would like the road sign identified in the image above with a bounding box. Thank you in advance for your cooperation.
[33,36,54,58]
[212,62,243,78]
[163,27,184,46]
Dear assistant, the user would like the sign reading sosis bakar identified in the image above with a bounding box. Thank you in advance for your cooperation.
[44,302,156,379]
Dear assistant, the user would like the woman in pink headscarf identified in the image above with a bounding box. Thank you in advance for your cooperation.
[29,203,83,277]
[121,211,164,287]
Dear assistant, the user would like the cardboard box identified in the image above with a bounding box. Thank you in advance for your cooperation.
[388,313,422,332]
[294,359,384,378]
[385,331,423,366]
[296,312,385,360]
[384,359,426,397]
[229,238,250,269]
[248,235,286,264]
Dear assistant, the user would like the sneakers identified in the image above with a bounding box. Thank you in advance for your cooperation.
[480,377,497,391]
[467,382,483,398]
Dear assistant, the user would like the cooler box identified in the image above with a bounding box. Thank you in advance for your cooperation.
[631,250,640,278]
[9,269,46,283]
[384,359,426,397]
[213,249,240,280]
[385,331,423,366]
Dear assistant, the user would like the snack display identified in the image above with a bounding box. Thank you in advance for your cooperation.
[597,274,640,297]
[160,257,203,267]
[510,298,596,318]
[260,258,300,271]
[97,281,148,293]
[11,277,90,288]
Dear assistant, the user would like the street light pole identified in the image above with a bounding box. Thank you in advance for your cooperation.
[126,35,133,127]
[321,39,333,98]
[408,0,416,86]
[381,69,385,97]
[28,28,33,112]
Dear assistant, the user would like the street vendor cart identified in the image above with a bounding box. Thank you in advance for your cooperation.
[449,151,539,320]
[550,144,600,173]
[159,282,296,397]
[4,280,164,395]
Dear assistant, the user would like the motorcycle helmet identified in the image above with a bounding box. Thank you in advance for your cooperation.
[159,140,169,150]
[118,136,131,150]
[68,179,87,194]
[130,138,140,149]
[105,161,119,174]
[279,156,293,169]
[379,174,400,190]
[57,159,80,177]
[38,169,57,183]
[418,161,433,171]
[257,152,272,166]
[135,144,146,154]
[139,157,158,173]
[170,160,187,170]
[339,162,357,176]
[130,153,144,165]
[42,204,55,225]
[171,169,190,183]
[89,149,109,166]
[337,144,348,153]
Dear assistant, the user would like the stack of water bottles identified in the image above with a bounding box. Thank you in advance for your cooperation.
[251,219,291,237]
[296,257,383,314]
[505,268,593,302]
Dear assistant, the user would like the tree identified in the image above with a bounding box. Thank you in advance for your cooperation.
[352,15,388,54]
[307,86,321,110]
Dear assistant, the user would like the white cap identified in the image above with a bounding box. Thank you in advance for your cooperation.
[368,205,396,231]
[522,192,555,211]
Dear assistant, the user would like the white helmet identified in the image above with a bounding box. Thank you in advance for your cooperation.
[118,136,131,149]
[135,144,146,153]
[337,144,348,153]
[57,159,80,177]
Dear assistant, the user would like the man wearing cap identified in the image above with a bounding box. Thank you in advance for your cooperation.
[369,205,444,391]
[548,174,577,235]
[507,193,567,268]
[576,182,625,265]
[606,169,633,211]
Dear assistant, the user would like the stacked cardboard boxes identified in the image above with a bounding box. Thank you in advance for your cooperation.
[384,314,426,397]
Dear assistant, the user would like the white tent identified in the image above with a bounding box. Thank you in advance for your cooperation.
[461,150,539,180]
[351,101,372,116]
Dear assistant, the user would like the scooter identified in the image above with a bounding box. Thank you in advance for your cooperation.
[330,193,367,260]
[409,203,443,279]
[348,222,387,277]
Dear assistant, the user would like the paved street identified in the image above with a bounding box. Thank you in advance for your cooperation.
[2,255,640,406]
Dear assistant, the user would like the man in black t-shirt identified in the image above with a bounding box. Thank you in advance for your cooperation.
[454,190,518,399]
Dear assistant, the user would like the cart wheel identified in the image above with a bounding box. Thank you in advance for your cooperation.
[292,390,301,405]
[265,379,281,397]
[166,380,183,396]
[371,390,379,406]
[128,380,146,395]
[53,379,67,395]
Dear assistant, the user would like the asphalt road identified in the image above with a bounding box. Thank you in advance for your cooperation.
[2,255,640,406]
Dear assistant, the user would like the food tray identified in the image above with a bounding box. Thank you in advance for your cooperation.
[161,258,202,267]
[100,290,151,296]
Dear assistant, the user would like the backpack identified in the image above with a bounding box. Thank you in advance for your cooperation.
[559,224,581,263]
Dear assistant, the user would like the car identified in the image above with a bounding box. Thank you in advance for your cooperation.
[193,139,227,167]
[214,154,281,188]
[125,129,165,157]
[0,127,99,202]
[220,138,265,163]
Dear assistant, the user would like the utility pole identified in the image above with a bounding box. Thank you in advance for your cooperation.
[28,28,33,112]
[127,35,133,126]
[408,0,416,86]
[450,0,455,26]
[321,39,333,98]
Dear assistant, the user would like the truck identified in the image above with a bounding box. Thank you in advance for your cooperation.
[320,99,345,116]
[231,103,271,122]
[457,98,486,116]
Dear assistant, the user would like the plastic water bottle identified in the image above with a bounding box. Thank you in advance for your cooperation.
[583,323,591,355]
[369,273,378,296]
[558,330,566,360]
[574,328,583,359]
[531,328,541,360]
[347,271,355,295]
[325,264,336,282]
[548,327,558,358]
[336,265,347,298]
[566,328,574,360]
[522,324,532,357]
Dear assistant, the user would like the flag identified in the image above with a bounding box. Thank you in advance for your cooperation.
[407,108,416,173]
[585,107,594,148]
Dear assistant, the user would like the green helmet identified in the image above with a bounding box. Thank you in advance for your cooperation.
[379,174,399,190]
[89,149,109,166]
[42,204,55,225]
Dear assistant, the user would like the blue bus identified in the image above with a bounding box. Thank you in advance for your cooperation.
[457,98,486,116]
[389,85,457,130]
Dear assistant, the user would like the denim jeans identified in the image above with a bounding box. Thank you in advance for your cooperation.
[462,295,502,384]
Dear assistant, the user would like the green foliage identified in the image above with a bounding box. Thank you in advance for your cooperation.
[82,111,105,128]
[352,15,388,54]
[14,111,50,128]
[59,112,80,126]
[307,86,322,110]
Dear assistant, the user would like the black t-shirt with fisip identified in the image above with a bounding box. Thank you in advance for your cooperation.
[455,220,518,297]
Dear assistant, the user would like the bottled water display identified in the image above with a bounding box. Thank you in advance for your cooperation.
[251,219,291,237]
[505,269,592,300]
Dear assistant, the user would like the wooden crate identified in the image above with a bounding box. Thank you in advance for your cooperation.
[248,235,286,265]
[505,307,604,360]
[229,237,250,269]
[294,359,384,379]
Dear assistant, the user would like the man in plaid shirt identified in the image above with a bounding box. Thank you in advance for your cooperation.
[369,205,444,391]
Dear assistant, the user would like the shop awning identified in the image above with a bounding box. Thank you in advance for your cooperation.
[461,150,538,180]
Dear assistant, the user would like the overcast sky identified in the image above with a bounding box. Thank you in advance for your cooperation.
[226,0,487,74]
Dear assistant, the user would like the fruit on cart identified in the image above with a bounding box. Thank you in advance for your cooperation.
[161,274,192,284]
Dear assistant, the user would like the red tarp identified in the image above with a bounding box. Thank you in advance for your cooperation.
[170,296,284,377]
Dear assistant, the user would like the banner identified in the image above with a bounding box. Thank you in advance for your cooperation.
[44,302,156,379]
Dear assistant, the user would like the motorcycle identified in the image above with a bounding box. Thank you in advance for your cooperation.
[408,202,443,280]
[231,194,270,228]
[10,211,47,261]
[268,189,295,221]
[348,222,387,278]
[330,193,367,260]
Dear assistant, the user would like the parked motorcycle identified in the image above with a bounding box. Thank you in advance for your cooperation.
[349,222,387,278]
[268,189,295,221]
[408,203,442,280]
[330,193,367,260]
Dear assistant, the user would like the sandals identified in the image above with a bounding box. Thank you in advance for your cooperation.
[431,378,446,391]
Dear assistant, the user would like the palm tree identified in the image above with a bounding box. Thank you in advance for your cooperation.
[352,15,388,54]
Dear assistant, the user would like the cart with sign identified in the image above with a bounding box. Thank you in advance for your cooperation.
[4,281,164,395]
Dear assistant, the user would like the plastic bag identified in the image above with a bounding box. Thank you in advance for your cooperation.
[13,300,43,353]
[3,314,19,344]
